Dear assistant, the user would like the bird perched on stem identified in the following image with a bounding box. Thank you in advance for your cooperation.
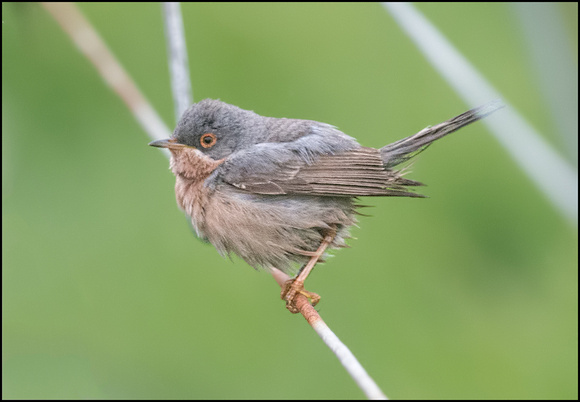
[150,99,502,313]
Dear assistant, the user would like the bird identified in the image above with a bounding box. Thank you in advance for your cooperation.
[149,99,502,313]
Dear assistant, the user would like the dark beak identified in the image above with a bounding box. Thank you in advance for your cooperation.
[149,138,189,149]
[149,138,174,148]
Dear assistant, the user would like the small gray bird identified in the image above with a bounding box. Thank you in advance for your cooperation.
[150,99,502,313]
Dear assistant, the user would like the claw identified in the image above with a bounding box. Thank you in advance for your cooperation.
[281,279,321,314]
[278,225,337,314]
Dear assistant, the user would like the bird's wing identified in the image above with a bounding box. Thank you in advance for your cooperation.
[211,143,424,198]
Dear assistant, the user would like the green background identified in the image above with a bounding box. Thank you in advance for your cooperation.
[3,2,577,399]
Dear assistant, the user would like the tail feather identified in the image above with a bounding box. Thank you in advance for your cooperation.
[380,100,504,168]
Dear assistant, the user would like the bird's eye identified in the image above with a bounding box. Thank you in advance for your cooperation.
[200,133,217,148]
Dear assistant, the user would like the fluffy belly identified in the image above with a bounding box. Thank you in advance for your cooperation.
[177,179,356,274]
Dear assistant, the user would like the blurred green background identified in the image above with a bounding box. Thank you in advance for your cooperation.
[2,2,577,399]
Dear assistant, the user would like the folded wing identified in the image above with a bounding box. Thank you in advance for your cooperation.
[213,145,425,198]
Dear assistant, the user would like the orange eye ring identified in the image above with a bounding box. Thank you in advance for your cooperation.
[200,133,217,148]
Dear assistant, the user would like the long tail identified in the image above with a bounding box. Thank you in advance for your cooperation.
[380,100,504,168]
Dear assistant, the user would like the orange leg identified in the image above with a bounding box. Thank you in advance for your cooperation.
[281,226,337,313]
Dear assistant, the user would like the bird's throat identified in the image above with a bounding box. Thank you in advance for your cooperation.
[169,147,224,181]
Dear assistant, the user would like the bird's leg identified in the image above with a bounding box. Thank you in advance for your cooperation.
[281,225,337,313]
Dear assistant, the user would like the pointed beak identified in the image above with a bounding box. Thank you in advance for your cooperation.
[148,138,189,149]
[149,138,174,148]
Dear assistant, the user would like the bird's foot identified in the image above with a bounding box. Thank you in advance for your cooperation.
[281,279,321,314]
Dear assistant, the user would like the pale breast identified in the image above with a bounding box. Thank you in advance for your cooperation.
[170,147,224,239]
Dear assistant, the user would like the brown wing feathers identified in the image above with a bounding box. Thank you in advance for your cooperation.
[239,147,426,197]
[295,148,424,197]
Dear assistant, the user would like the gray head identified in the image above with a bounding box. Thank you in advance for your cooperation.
[172,99,268,160]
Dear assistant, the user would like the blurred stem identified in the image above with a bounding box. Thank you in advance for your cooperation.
[41,2,171,159]
[383,2,578,225]
[162,2,193,122]
[511,3,578,166]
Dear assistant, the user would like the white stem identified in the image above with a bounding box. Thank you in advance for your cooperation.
[383,2,578,225]
[162,2,193,122]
